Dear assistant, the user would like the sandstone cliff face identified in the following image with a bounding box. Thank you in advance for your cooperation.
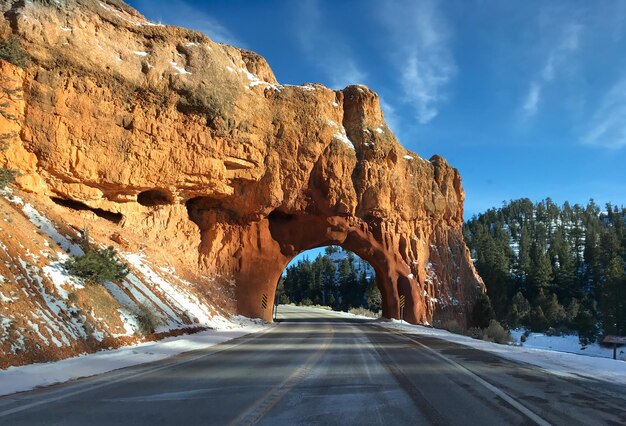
[0,0,484,331]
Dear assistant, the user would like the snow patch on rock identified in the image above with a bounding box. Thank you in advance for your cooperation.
[169,61,192,75]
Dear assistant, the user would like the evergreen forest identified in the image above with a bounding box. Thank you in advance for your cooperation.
[464,198,626,341]
[278,198,626,342]
[277,247,382,313]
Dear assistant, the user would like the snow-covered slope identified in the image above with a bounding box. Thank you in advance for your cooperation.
[0,189,234,369]
[510,329,625,361]
[0,316,268,396]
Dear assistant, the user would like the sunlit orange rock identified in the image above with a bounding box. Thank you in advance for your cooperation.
[0,0,484,325]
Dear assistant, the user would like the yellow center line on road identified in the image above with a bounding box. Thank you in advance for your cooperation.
[231,327,334,426]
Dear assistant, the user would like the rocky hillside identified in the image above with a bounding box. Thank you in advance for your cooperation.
[0,0,484,366]
[0,188,237,368]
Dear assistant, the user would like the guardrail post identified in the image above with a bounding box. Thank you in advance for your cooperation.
[614,344,617,360]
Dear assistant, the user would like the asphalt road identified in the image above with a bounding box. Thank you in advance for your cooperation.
[0,306,625,425]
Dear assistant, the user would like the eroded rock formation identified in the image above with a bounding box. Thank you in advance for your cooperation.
[0,0,484,325]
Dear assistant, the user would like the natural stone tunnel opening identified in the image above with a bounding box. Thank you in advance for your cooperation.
[209,208,416,324]
[137,189,174,207]
[50,197,123,224]
[277,246,382,314]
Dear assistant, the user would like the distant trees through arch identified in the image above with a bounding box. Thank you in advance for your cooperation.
[277,246,382,313]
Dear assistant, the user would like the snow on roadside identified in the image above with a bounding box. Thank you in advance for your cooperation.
[0,317,269,397]
[510,329,625,361]
[380,320,626,384]
[283,306,626,384]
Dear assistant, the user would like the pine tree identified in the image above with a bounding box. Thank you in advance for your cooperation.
[508,291,530,328]
[279,249,376,311]
[543,294,566,328]
[319,257,337,307]
[471,293,495,328]
[553,232,578,301]
[569,215,585,265]
[473,224,510,321]
[517,225,532,282]
[529,306,548,331]
[340,267,359,309]
[465,198,626,337]
[583,226,601,297]
[574,307,597,344]
[529,241,553,298]
[275,276,289,304]
[324,246,339,255]
[601,257,626,335]
[358,272,369,306]
[366,278,382,311]
[566,298,580,327]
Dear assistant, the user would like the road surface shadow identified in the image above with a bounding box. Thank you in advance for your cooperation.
[275,317,373,324]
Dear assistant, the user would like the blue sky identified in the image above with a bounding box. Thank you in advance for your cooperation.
[127,0,626,224]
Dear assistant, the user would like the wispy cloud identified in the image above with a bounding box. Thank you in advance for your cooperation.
[582,78,626,149]
[130,0,243,47]
[381,0,456,124]
[521,23,581,118]
[294,0,366,88]
[379,96,400,135]
[522,83,541,116]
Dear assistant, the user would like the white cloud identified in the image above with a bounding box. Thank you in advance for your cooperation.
[379,96,400,135]
[521,23,581,118]
[130,0,243,47]
[522,82,541,117]
[328,59,366,89]
[294,0,366,88]
[194,18,241,47]
[381,0,456,124]
[582,78,626,149]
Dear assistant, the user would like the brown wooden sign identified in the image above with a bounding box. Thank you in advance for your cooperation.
[603,335,626,345]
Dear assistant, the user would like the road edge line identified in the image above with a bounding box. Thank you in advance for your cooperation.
[381,325,552,426]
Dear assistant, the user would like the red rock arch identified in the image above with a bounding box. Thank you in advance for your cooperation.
[183,82,487,326]
[186,198,478,324]
[1,36,485,326]
[265,212,405,321]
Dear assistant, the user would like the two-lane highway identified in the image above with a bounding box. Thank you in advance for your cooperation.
[0,306,624,425]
